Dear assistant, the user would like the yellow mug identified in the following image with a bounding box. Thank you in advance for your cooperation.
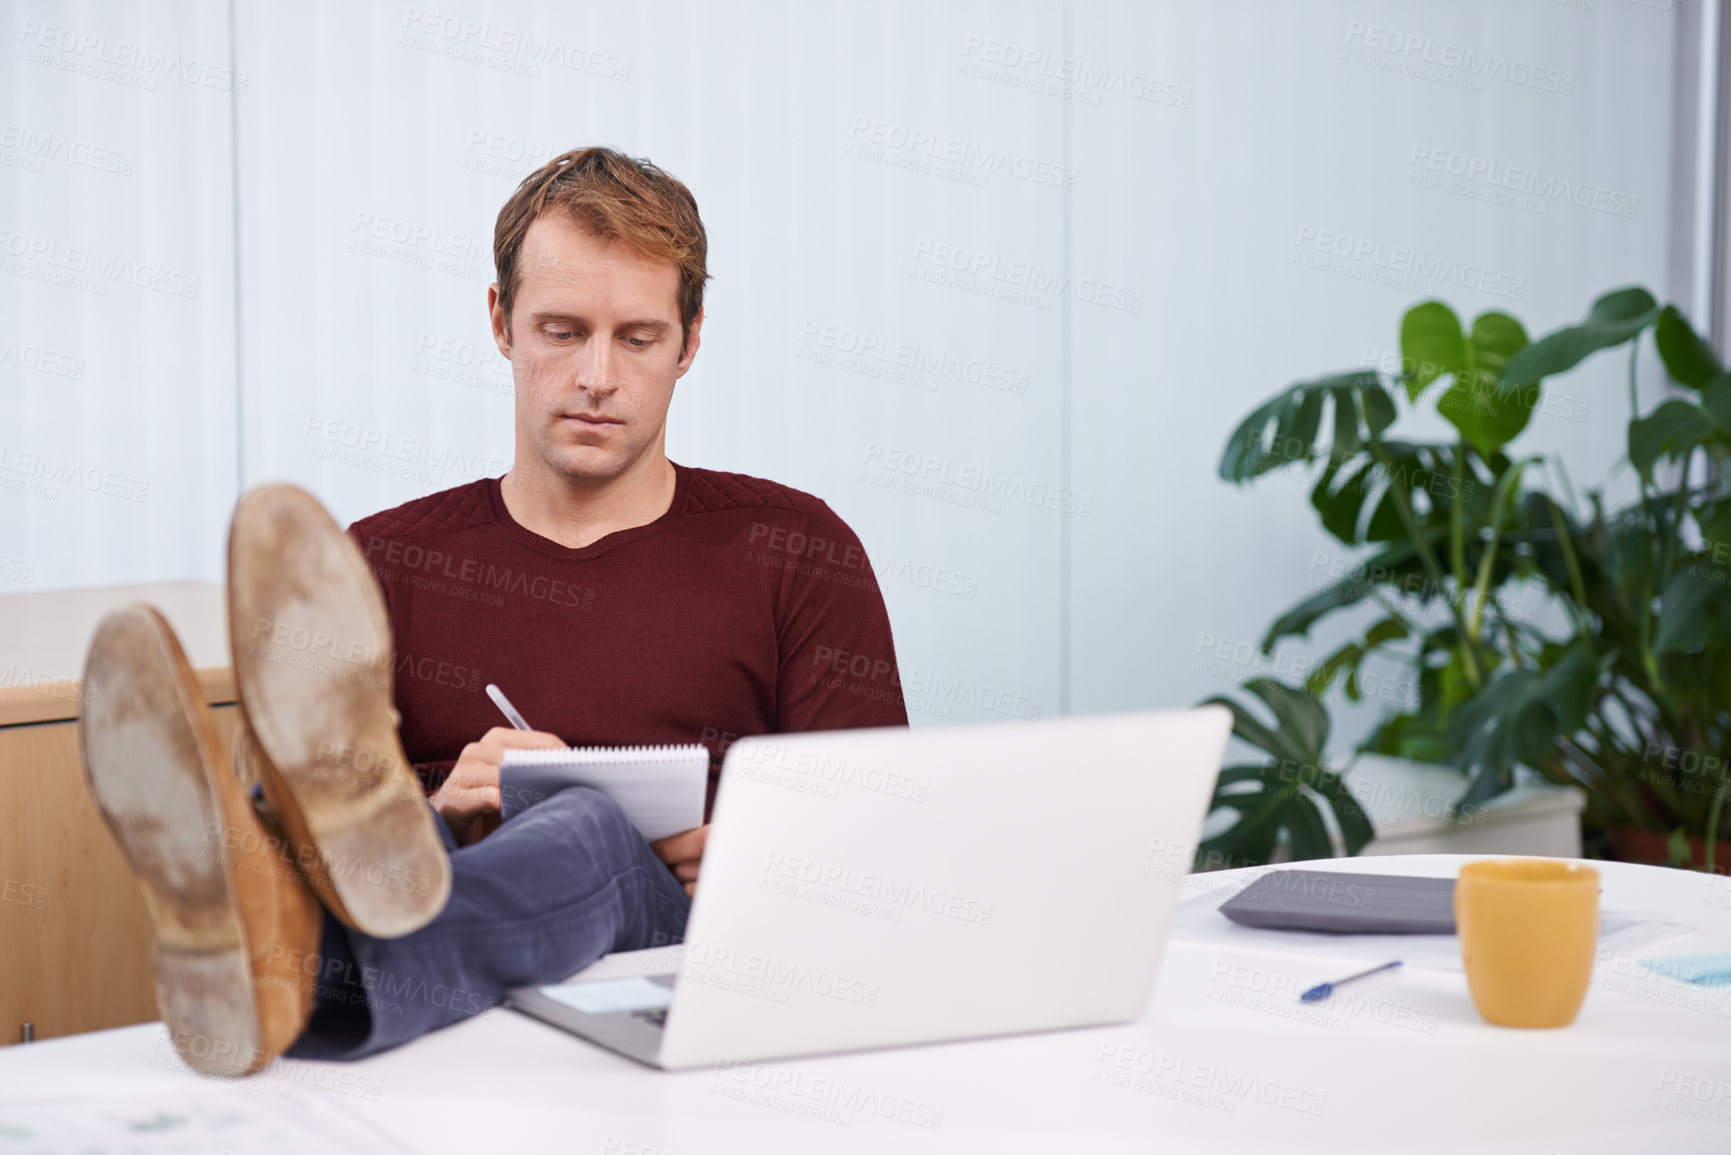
[1455,859,1599,1029]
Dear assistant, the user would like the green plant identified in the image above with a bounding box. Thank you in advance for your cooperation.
[1198,679,1374,868]
[1207,287,1731,871]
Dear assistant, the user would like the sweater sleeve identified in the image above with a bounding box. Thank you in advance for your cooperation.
[773,502,909,732]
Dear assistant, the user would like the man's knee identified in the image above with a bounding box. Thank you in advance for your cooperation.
[542,786,637,846]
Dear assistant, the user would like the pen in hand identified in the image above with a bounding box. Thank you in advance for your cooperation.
[485,683,533,732]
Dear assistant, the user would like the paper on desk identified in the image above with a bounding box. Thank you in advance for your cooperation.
[499,744,707,842]
[1639,951,1731,985]
[1171,881,1695,972]
[0,1088,412,1154]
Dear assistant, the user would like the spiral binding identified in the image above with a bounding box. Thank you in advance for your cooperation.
[500,743,709,765]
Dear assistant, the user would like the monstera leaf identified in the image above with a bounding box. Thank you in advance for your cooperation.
[1500,286,1659,390]
[1655,565,1731,655]
[1218,372,1395,484]
[1443,642,1603,812]
[1400,301,1533,456]
[1262,543,1425,647]
[1655,304,1722,388]
[1629,401,1716,485]
[1198,679,1375,867]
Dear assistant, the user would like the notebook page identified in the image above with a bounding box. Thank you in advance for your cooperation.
[498,744,708,841]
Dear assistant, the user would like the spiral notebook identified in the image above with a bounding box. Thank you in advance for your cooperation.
[498,744,709,841]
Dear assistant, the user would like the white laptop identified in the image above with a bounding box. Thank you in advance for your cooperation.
[506,707,1230,1070]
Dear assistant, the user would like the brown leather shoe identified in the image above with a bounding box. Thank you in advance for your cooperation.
[227,482,451,938]
[80,604,321,1077]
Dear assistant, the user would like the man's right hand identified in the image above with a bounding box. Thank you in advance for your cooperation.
[430,726,566,845]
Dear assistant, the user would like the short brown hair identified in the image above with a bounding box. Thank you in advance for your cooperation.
[493,147,709,351]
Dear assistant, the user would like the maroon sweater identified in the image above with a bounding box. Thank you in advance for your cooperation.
[346,463,908,817]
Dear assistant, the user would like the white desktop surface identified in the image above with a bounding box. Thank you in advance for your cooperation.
[4,855,1730,1154]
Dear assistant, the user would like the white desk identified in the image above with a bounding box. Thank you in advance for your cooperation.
[4,855,1731,1153]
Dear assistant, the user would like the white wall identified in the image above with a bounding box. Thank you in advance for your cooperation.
[1,0,1689,745]
[0,0,238,591]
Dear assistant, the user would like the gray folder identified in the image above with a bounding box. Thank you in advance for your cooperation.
[1218,870,1457,934]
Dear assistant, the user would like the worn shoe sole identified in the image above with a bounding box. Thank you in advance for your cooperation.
[227,482,451,938]
[80,604,316,1077]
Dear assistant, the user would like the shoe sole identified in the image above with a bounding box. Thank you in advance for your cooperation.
[227,482,451,937]
[80,604,268,1077]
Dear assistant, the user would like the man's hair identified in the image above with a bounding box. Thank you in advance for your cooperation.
[493,146,709,351]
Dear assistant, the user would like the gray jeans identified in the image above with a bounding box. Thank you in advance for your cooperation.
[287,786,691,1060]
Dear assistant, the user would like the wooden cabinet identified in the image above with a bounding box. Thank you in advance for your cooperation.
[0,582,234,1045]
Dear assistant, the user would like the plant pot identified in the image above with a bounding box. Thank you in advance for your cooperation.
[1606,825,1731,875]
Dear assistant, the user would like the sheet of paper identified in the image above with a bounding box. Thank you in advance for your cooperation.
[1172,881,1695,972]
[0,1089,411,1154]
[1640,951,1731,985]
[499,745,707,841]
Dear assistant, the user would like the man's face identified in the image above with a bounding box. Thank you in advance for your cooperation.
[490,213,700,485]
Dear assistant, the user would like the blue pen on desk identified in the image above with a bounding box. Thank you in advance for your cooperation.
[1300,960,1402,1003]
[485,684,533,731]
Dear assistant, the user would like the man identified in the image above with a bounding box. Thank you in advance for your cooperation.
[79,147,906,1076]
[351,148,905,858]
